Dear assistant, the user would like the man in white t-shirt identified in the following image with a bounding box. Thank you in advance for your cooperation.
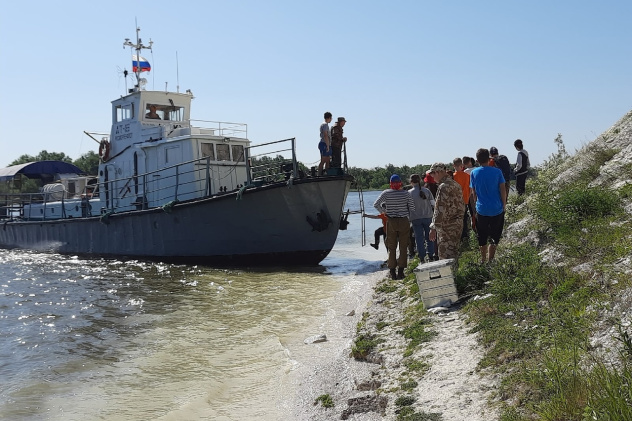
[317,111,332,176]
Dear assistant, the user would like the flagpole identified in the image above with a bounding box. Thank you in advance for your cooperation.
[123,23,153,92]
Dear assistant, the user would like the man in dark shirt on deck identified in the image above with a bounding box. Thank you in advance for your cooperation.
[330,117,347,168]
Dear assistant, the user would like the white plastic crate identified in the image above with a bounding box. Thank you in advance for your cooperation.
[414,258,458,308]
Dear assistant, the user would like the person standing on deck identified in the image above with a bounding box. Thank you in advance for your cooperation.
[373,174,415,280]
[317,112,333,176]
[330,117,347,169]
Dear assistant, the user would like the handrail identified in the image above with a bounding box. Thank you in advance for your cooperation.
[189,119,248,137]
[0,137,302,221]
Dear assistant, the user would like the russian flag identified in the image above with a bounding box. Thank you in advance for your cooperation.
[132,55,151,73]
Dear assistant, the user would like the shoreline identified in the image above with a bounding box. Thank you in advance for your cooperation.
[279,264,499,420]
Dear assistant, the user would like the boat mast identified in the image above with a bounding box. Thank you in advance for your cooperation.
[123,26,153,92]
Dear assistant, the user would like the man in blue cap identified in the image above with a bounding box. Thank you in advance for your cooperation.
[373,174,415,279]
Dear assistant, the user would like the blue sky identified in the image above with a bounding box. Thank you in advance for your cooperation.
[1,1,630,169]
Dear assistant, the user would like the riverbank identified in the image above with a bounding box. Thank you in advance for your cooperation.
[281,262,499,420]
[279,109,632,420]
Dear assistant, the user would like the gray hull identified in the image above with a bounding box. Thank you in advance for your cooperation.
[0,177,352,266]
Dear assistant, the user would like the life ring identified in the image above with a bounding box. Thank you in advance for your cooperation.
[99,140,111,161]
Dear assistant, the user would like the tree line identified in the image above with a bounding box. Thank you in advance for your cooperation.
[347,164,431,190]
[8,150,100,175]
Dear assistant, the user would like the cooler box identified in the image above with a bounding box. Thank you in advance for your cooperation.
[414,259,458,308]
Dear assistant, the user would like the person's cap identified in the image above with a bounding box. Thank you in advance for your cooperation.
[490,146,499,155]
[429,162,447,172]
[337,117,346,122]
[390,174,401,183]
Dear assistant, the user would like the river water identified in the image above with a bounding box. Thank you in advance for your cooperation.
[0,191,385,420]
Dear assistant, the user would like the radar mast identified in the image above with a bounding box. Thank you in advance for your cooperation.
[123,26,153,92]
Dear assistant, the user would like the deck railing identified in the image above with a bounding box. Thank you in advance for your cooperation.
[0,138,302,221]
[188,120,248,137]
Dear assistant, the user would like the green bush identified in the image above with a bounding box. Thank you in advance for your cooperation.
[351,333,382,360]
[455,257,492,294]
[400,379,418,391]
[535,186,620,236]
[395,395,416,407]
[487,244,546,303]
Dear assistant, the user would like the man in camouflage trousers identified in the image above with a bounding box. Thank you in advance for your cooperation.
[330,117,347,168]
[428,162,465,260]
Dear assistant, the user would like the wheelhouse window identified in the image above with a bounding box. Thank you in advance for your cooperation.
[216,144,230,161]
[231,145,245,162]
[201,143,215,160]
[116,104,134,122]
[164,106,184,121]
[144,104,185,121]
[145,104,164,120]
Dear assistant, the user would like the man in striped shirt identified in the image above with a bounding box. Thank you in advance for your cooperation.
[373,174,415,279]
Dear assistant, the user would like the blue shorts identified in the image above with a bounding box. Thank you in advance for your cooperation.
[318,141,332,157]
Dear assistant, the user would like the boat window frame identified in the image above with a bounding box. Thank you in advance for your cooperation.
[144,104,185,122]
[216,143,230,161]
[231,145,245,162]
[201,142,215,160]
[116,103,135,122]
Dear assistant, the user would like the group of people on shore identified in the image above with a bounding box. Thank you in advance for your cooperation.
[368,141,529,280]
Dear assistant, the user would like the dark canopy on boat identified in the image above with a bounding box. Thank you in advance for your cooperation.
[0,161,85,182]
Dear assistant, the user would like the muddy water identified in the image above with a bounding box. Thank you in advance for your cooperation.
[0,191,385,420]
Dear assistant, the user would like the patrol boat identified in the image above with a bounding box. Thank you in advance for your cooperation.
[0,31,353,265]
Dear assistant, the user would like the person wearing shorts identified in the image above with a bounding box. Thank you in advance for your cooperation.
[317,112,333,176]
[470,148,507,263]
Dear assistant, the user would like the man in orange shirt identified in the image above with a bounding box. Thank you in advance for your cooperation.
[452,157,472,240]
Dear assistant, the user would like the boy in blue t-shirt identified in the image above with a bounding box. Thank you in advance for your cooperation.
[470,148,507,263]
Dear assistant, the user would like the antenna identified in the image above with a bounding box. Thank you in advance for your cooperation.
[176,51,180,93]
[123,21,153,92]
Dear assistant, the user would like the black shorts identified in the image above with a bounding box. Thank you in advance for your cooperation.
[476,212,505,246]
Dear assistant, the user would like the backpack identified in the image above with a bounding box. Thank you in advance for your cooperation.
[519,151,530,170]
[493,155,511,181]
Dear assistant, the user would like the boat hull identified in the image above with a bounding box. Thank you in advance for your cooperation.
[0,176,352,266]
